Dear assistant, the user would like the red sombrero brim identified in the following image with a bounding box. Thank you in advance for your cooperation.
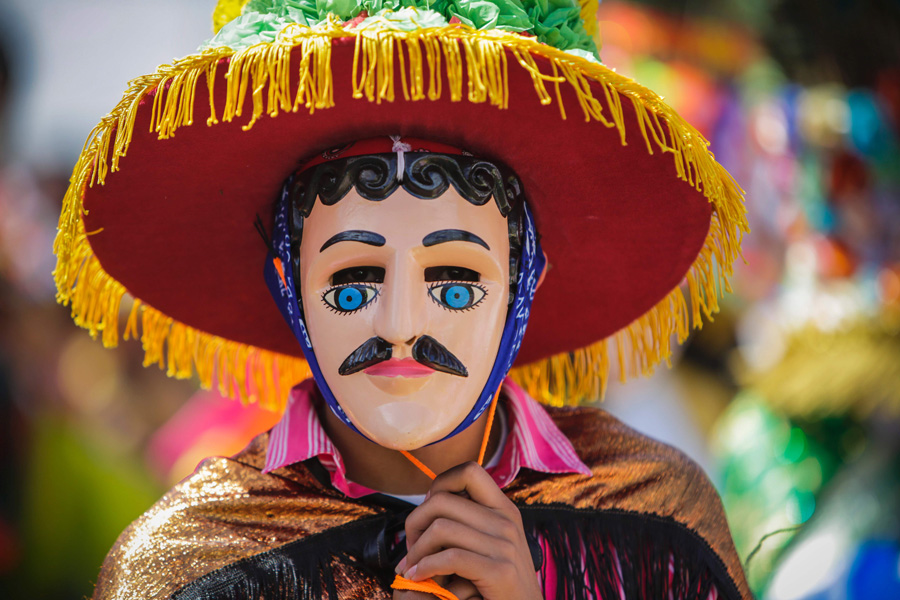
[56,25,746,408]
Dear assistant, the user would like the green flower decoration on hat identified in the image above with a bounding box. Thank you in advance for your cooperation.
[209,0,600,59]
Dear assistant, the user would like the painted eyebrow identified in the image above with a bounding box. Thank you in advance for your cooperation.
[320,230,387,252]
[422,229,490,251]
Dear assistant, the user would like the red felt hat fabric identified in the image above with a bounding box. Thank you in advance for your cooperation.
[81,38,711,367]
[54,23,746,408]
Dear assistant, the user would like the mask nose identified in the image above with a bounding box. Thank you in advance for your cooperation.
[372,254,427,350]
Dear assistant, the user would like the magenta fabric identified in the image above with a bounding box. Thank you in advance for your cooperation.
[262,377,591,495]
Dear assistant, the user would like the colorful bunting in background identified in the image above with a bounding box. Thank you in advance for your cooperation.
[596,2,900,598]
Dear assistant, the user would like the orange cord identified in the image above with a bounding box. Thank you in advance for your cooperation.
[476,388,502,465]
[399,449,438,480]
[391,574,460,600]
[273,257,288,289]
[392,386,503,599]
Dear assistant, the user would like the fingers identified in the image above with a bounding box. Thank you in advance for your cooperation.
[406,547,508,585]
[404,490,506,549]
[429,462,515,514]
[392,591,437,600]
[403,517,501,570]
[398,462,542,599]
[405,462,522,550]
[446,577,481,600]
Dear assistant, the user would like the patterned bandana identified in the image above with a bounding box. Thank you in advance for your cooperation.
[263,137,545,444]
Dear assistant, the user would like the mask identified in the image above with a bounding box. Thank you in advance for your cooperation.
[264,139,544,449]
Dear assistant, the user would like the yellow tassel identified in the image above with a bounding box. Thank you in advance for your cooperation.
[53,21,748,410]
[441,34,464,101]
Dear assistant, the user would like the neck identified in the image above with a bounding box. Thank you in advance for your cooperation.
[319,395,502,495]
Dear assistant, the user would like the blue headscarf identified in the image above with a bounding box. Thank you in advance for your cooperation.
[263,171,544,443]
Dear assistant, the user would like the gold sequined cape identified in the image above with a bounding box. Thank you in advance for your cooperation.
[92,406,752,599]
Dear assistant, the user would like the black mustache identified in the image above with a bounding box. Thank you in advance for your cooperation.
[338,335,468,378]
[412,335,468,378]
[338,337,392,375]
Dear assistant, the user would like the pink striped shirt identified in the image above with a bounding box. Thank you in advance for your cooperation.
[263,377,591,495]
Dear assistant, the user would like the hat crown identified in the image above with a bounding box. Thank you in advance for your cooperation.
[211,0,600,58]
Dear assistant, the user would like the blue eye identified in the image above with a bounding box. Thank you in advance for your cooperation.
[322,284,379,314]
[428,283,487,311]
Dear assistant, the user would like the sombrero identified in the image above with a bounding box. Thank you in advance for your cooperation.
[54,0,747,411]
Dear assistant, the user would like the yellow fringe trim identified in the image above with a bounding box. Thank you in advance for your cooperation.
[54,20,747,411]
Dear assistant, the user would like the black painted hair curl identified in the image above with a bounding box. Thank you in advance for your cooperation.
[288,153,528,307]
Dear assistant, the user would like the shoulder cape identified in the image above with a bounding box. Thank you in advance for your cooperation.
[92,407,752,599]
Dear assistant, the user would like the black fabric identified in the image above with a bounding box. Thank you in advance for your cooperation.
[170,515,388,600]
[520,505,743,600]
[169,504,743,600]
[299,457,333,490]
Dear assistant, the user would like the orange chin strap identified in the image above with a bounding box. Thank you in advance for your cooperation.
[391,387,502,600]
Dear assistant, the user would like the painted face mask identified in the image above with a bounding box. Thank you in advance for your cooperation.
[263,137,544,449]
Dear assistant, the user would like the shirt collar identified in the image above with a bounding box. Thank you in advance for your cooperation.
[263,378,591,498]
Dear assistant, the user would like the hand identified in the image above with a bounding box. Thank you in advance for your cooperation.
[396,462,543,600]
[392,591,443,600]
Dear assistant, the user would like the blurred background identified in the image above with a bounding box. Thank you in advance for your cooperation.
[0,0,898,598]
